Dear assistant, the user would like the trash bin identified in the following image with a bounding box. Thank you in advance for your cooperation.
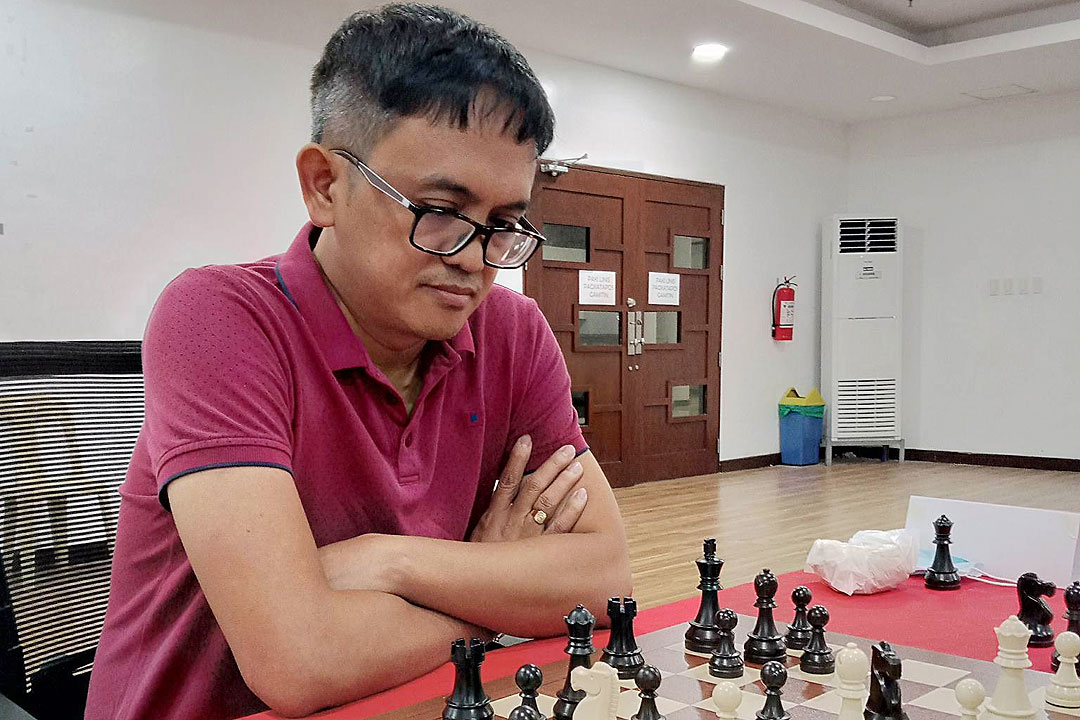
[779,387,825,465]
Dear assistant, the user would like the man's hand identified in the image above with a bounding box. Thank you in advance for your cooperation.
[468,436,588,542]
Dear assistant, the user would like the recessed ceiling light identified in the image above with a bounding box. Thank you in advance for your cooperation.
[871,95,897,102]
[692,43,729,63]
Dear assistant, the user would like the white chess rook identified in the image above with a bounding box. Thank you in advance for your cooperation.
[983,616,1037,720]
[835,642,869,720]
[1046,631,1080,709]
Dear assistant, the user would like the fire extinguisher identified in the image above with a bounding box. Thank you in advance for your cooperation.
[771,276,797,341]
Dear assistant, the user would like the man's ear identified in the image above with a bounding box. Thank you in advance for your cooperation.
[296,143,342,228]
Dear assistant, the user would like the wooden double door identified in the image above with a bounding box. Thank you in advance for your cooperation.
[525,166,724,487]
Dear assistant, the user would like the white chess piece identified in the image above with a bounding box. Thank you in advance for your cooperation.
[835,642,870,720]
[712,680,743,720]
[955,678,986,720]
[983,616,1037,720]
[571,661,621,720]
[1046,631,1080,709]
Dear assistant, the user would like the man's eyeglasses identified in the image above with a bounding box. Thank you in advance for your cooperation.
[331,149,545,270]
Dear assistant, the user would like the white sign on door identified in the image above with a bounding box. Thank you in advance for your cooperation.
[578,270,617,306]
[648,272,680,306]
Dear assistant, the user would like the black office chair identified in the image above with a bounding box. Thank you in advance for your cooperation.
[0,342,142,720]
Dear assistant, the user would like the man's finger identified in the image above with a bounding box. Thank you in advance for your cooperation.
[531,461,584,515]
[513,444,576,510]
[544,487,588,534]
[490,436,531,509]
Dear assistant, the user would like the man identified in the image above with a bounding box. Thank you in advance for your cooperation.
[84,4,631,720]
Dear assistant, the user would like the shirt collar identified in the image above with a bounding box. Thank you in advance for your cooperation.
[275,223,475,373]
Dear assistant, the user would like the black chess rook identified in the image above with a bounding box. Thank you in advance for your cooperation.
[552,604,596,720]
[925,515,961,591]
[744,569,787,665]
[443,638,495,720]
[603,596,646,680]
[685,538,725,653]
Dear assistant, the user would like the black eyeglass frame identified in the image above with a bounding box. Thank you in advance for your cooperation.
[330,148,546,270]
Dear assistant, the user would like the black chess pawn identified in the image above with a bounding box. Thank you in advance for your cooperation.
[509,707,542,720]
[685,538,725,653]
[925,515,961,590]
[514,664,545,720]
[1017,572,1057,647]
[552,605,596,720]
[744,569,787,665]
[709,608,744,678]
[1052,581,1080,672]
[603,596,645,680]
[799,606,835,675]
[443,638,495,720]
[631,665,665,720]
[784,586,813,651]
[756,661,791,720]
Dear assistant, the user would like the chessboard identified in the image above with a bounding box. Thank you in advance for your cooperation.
[369,615,1080,720]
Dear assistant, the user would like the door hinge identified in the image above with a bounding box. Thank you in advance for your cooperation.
[716,435,721,456]
[721,209,725,226]
[717,351,722,368]
[718,264,723,282]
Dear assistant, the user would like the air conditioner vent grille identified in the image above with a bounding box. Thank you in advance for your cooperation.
[834,378,898,439]
[838,218,897,254]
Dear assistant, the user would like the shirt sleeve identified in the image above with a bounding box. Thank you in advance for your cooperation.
[508,298,589,474]
[142,267,294,510]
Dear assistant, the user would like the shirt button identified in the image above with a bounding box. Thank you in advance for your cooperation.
[404,433,413,448]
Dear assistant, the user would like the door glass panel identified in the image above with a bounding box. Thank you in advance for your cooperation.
[643,312,680,344]
[542,223,590,263]
[672,384,707,417]
[578,311,621,346]
[572,391,588,427]
[672,235,709,269]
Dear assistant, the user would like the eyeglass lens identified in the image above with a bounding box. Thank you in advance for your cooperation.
[413,212,537,268]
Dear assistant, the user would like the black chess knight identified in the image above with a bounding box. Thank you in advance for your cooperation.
[864,641,908,720]
[924,515,961,591]
[685,538,725,653]
[744,569,787,665]
[1017,572,1057,647]
[443,638,495,720]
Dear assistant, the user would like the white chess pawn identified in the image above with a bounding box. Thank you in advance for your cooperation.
[712,680,743,720]
[1046,631,1080,709]
[955,678,986,720]
[983,616,1036,720]
[835,642,870,720]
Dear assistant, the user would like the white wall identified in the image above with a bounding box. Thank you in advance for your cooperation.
[1,1,848,462]
[847,91,1080,459]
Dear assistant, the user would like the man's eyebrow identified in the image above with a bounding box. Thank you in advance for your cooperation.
[417,174,530,214]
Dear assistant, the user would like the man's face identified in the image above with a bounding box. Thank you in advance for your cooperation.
[325,112,537,348]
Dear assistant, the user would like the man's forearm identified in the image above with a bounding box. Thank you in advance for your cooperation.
[322,531,631,638]
[264,589,486,716]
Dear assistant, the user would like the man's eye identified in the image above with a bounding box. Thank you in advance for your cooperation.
[492,217,521,229]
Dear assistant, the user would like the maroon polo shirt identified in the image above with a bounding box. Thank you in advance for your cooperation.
[85,223,587,720]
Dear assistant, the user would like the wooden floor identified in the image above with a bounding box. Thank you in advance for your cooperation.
[612,459,1080,609]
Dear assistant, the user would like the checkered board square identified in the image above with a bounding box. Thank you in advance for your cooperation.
[484,617,1079,720]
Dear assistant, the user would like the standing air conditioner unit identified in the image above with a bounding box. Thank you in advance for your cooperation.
[821,215,904,465]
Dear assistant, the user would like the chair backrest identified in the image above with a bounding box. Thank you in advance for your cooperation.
[0,341,142,720]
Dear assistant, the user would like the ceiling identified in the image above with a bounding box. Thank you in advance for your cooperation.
[826,0,1078,34]
[61,0,1080,124]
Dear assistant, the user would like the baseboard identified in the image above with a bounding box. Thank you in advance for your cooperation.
[904,449,1080,472]
[718,453,781,472]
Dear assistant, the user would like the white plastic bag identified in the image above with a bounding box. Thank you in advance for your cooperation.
[805,529,918,595]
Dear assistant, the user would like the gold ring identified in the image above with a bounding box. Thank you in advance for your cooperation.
[532,509,548,525]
